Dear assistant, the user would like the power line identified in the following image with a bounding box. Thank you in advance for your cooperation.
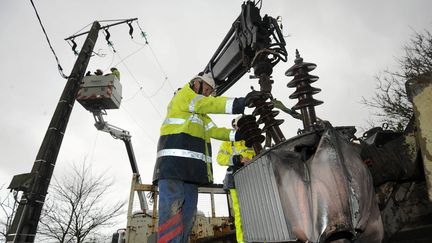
[65,18,138,40]
[113,44,146,68]
[113,49,164,117]
[132,27,176,93]
[147,43,176,92]
[29,0,68,79]
[67,19,176,101]
[67,19,173,117]
[119,105,157,144]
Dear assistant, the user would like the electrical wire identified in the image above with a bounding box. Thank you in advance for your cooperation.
[136,21,149,44]
[98,19,136,23]
[29,0,68,79]
[88,130,100,164]
[113,44,146,68]
[122,87,142,102]
[113,38,174,100]
[67,19,174,100]
[256,0,263,9]
[135,21,176,93]
[147,44,176,92]
[70,22,93,38]
[119,105,157,144]
[113,50,163,117]
[68,19,172,119]
[102,30,117,53]
[103,49,116,73]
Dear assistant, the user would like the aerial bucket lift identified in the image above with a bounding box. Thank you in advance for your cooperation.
[77,73,122,110]
[76,72,148,212]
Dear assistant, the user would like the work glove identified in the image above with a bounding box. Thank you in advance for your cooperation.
[245,90,271,107]
[232,155,242,167]
[231,155,244,172]
[232,97,245,114]
[234,129,244,141]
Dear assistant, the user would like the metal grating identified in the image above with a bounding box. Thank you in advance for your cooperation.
[235,154,295,242]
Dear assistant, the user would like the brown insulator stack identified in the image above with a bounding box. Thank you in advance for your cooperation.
[251,92,285,142]
[285,49,323,131]
[237,115,265,154]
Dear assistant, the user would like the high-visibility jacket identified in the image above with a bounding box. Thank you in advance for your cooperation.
[217,140,255,189]
[153,83,241,185]
[217,140,255,167]
[112,69,120,80]
[217,140,255,243]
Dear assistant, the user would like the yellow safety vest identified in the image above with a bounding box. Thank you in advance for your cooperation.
[153,83,238,185]
[217,140,255,243]
[217,140,255,166]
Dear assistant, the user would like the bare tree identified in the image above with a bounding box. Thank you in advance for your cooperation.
[0,186,17,243]
[362,29,432,131]
[38,163,125,243]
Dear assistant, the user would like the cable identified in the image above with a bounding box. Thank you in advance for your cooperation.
[119,105,157,144]
[102,30,117,53]
[122,87,142,102]
[147,44,176,92]
[113,44,146,68]
[113,50,163,117]
[111,39,173,100]
[88,130,100,164]
[70,22,93,38]
[255,0,263,9]
[29,0,68,79]
[135,21,176,92]
[103,49,116,73]
[136,21,149,44]
[98,19,135,23]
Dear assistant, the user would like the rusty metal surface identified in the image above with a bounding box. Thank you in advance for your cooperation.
[377,181,432,242]
[406,74,432,201]
[360,122,422,187]
[235,124,383,242]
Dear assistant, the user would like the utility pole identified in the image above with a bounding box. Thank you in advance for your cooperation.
[6,21,100,243]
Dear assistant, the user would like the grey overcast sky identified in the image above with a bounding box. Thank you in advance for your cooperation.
[1,0,431,230]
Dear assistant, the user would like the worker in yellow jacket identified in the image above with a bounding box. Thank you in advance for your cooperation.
[153,72,247,243]
[110,67,120,80]
[217,115,256,243]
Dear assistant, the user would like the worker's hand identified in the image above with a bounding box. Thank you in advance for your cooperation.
[245,90,271,107]
[241,157,251,163]
[234,129,244,141]
[232,155,243,167]
[244,90,261,107]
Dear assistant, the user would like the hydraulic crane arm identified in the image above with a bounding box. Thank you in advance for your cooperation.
[204,0,287,96]
[93,110,148,212]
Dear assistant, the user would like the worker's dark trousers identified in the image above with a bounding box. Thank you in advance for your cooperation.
[157,179,198,243]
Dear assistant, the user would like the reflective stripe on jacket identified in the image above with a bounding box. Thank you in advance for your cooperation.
[153,83,237,185]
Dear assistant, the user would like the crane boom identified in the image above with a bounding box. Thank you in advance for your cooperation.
[92,110,148,212]
[204,1,287,96]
